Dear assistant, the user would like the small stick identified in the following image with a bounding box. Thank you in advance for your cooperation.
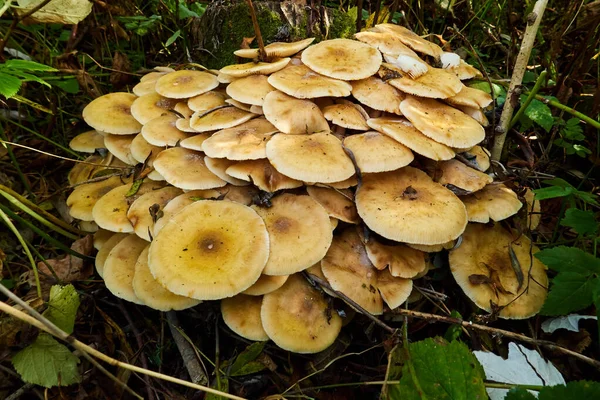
[245,0,267,62]
[166,311,209,386]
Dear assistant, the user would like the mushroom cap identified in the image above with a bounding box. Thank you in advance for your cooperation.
[226,159,303,192]
[226,75,276,106]
[323,101,369,130]
[234,38,315,59]
[262,91,329,134]
[82,93,142,135]
[92,181,165,232]
[431,159,493,193]
[266,132,355,183]
[252,193,332,276]
[67,176,129,221]
[306,185,359,224]
[130,133,161,166]
[261,274,342,353]
[373,24,443,58]
[446,85,493,108]
[302,39,382,81]
[148,200,269,300]
[267,65,352,99]
[243,274,289,296]
[460,145,491,172]
[126,186,183,241]
[201,118,278,160]
[130,93,179,124]
[343,131,414,173]
[366,240,427,278]
[219,58,291,78]
[400,96,485,149]
[457,105,489,127]
[103,234,148,304]
[461,183,523,223]
[448,60,483,80]
[217,71,237,83]
[155,70,219,99]
[175,118,196,133]
[173,102,194,119]
[350,77,405,114]
[188,91,228,112]
[407,240,456,253]
[93,229,114,251]
[132,79,157,96]
[189,106,257,132]
[95,233,129,278]
[69,130,106,153]
[68,155,103,185]
[179,133,212,151]
[225,98,252,112]
[221,294,268,341]
[79,221,98,232]
[204,157,249,186]
[133,246,201,311]
[142,114,192,146]
[367,117,455,161]
[104,134,138,165]
[153,147,227,190]
[320,175,358,189]
[250,105,263,114]
[449,223,548,319]
[389,67,463,99]
[354,30,420,58]
[153,189,222,235]
[376,268,413,310]
[356,167,468,245]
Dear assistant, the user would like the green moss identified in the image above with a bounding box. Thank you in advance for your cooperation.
[327,9,356,39]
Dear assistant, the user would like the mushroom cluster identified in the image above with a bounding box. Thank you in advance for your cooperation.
[66,23,547,354]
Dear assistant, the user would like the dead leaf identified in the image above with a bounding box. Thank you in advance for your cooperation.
[0,247,5,274]
[110,51,132,89]
[240,36,256,50]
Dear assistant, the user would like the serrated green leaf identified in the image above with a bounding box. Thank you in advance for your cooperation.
[541,273,596,316]
[560,209,598,236]
[3,59,57,72]
[539,381,600,399]
[12,333,81,388]
[533,185,573,201]
[534,246,600,275]
[0,71,22,98]
[43,284,80,335]
[52,78,80,94]
[522,98,554,132]
[504,387,537,400]
[397,338,487,400]
[8,71,51,87]
[228,341,265,376]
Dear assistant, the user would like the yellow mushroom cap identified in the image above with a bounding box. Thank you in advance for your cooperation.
[354,30,420,58]
[356,167,468,245]
[82,93,142,135]
[267,65,352,99]
[201,118,278,160]
[153,147,227,190]
[103,234,148,304]
[243,274,289,296]
[126,186,182,241]
[130,93,179,124]
[95,233,129,278]
[407,240,456,253]
[141,114,191,146]
[155,70,219,99]
[448,60,483,80]
[148,200,269,300]
[189,106,257,132]
[225,75,276,106]
[365,240,427,278]
[104,134,138,165]
[461,183,523,223]
[130,133,161,166]
[67,176,130,221]
[400,96,485,149]
[449,223,548,319]
[366,117,455,161]
[306,185,359,224]
[376,268,413,310]
[431,159,493,193]
[226,159,303,192]
[133,246,201,311]
[153,189,221,235]
[262,90,329,134]
[322,101,369,130]
[350,77,405,115]
[266,132,355,183]
[343,131,414,173]
[221,294,268,341]
[388,67,463,99]
[373,24,443,58]
[460,145,491,172]
[446,85,493,108]
[132,79,157,96]
[225,98,252,112]
[204,157,249,186]
[188,91,227,112]
[79,221,98,232]
[252,193,332,276]
[69,130,106,153]
[261,274,342,354]
[93,229,114,251]
[301,38,382,81]
[457,105,489,127]
[68,154,127,186]
[234,38,315,59]
[219,58,291,78]
[179,133,213,151]
[173,101,194,119]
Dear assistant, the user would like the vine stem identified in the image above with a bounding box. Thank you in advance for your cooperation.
[491,0,549,161]
[509,70,547,130]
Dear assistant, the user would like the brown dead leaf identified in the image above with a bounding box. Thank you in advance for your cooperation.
[240,36,256,50]
[0,247,5,275]
[110,51,132,89]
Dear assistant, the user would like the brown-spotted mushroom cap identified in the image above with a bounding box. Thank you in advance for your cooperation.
[95,233,129,278]
[67,176,130,221]
[323,101,369,130]
[266,132,355,183]
[302,39,382,81]
[130,93,179,124]
[126,186,183,241]
[219,58,291,78]
[400,96,485,149]
[82,93,142,135]
[461,183,523,223]
[221,294,268,341]
[263,90,329,134]
[226,75,276,106]
[200,118,278,160]
[351,77,405,115]
[234,38,315,59]
[103,234,148,304]
[367,117,455,161]
[188,91,227,112]
[153,147,226,190]
[306,186,359,224]
[460,145,491,172]
[226,159,302,192]
[142,114,192,146]
[252,193,332,275]
[356,167,468,245]
[267,65,352,99]
[376,268,413,310]
[449,223,548,319]
[189,106,257,132]
[388,67,463,99]
[373,24,443,58]
[366,239,427,278]
[133,246,201,311]
[243,274,289,296]
[148,200,269,300]
[446,85,493,109]
[153,190,221,235]
[104,134,138,165]
[261,273,342,353]
[204,157,249,186]
[69,130,106,153]
[155,70,219,99]
[448,60,483,80]
[343,131,414,173]
[431,159,493,193]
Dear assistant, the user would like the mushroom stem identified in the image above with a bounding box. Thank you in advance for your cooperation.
[491,0,549,161]
[245,0,267,62]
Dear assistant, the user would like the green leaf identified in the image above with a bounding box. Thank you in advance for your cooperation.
[231,361,267,377]
[346,6,358,22]
[12,333,81,388]
[560,209,598,236]
[53,79,80,94]
[542,178,573,188]
[504,387,537,400]
[541,273,596,316]
[0,71,22,98]
[533,185,573,201]
[539,381,600,399]
[228,342,265,376]
[205,375,229,400]
[3,60,57,72]
[522,98,554,132]
[534,246,600,275]
[43,284,80,335]
[443,310,463,342]
[165,30,180,47]
[8,71,51,87]
[398,338,487,400]
[178,3,199,18]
